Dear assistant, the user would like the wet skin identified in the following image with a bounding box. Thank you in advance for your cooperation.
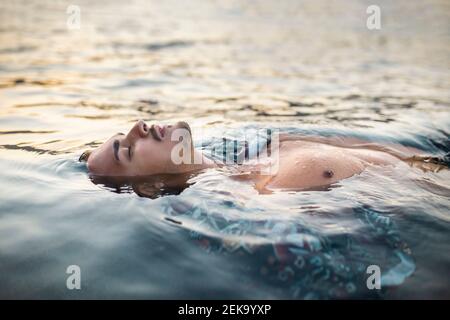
[87,120,214,177]
[252,134,437,191]
[86,120,434,193]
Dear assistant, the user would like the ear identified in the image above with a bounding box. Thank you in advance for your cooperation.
[79,150,92,162]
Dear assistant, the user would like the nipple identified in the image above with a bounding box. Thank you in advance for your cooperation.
[323,169,334,178]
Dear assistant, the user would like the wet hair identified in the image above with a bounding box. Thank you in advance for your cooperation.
[79,150,92,162]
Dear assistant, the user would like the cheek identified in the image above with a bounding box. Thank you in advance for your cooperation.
[87,152,118,175]
[134,142,172,172]
[160,142,178,165]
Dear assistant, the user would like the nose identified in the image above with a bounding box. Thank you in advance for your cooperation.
[127,120,149,142]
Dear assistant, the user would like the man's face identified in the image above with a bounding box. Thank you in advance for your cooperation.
[87,120,193,176]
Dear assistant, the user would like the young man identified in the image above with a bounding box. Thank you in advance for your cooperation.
[80,119,440,192]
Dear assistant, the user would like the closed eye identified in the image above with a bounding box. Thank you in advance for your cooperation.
[113,139,120,161]
[128,145,132,160]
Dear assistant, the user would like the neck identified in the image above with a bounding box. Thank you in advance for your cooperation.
[177,149,217,173]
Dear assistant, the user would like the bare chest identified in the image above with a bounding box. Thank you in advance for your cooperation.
[262,142,367,190]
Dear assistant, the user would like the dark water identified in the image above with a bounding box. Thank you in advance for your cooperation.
[0,0,449,299]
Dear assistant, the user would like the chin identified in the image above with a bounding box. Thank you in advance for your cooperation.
[176,121,191,135]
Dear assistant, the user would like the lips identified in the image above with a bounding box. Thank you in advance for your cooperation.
[149,125,161,141]
[150,124,165,141]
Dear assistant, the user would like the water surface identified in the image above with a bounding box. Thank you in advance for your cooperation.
[0,0,449,299]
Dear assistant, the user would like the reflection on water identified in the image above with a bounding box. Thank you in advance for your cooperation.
[90,173,195,199]
[0,0,449,298]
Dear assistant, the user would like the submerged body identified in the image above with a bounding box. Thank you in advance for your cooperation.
[257,139,399,191]
[83,120,443,194]
[231,135,418,192]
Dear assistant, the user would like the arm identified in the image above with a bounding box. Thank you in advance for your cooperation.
[277,133,429,160]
